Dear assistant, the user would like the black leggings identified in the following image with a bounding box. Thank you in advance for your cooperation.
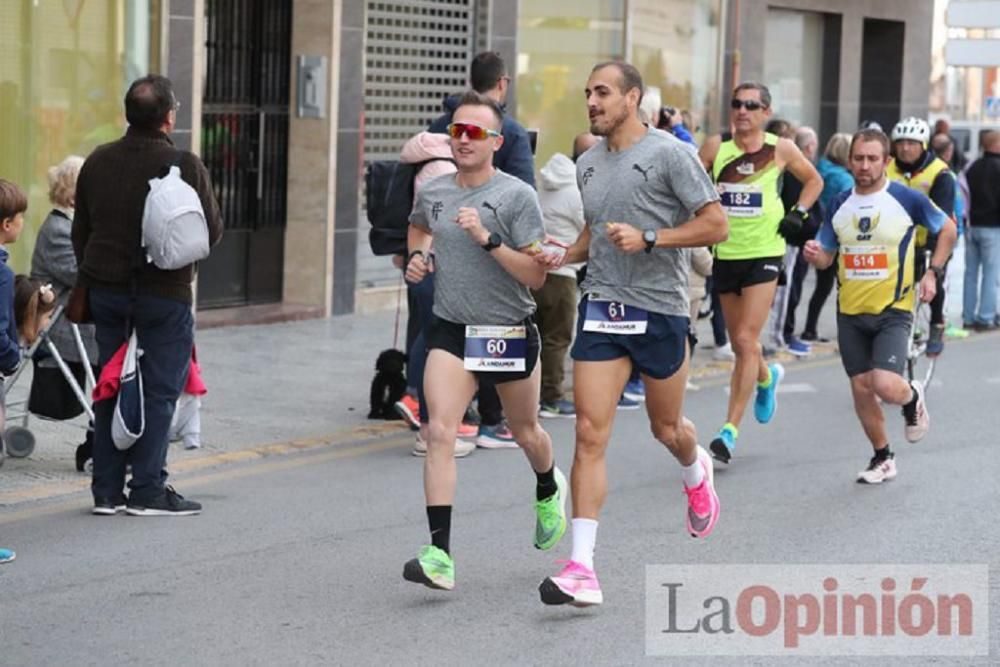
[804,263,837,335]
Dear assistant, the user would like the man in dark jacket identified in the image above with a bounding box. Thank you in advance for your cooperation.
[418,52,537,448]
[73,74,223,516]
[963,130,1000,330]
[429,51,535,188]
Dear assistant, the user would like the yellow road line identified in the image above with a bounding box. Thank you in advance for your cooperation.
[0,434,413,525]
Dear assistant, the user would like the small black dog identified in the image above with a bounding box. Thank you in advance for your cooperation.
[368,348,408,419]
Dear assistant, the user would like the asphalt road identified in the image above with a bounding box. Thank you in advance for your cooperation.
[1,333,998,666]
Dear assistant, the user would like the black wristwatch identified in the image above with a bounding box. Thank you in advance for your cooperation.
[929,264,945,280]
[481,232,502,252]
[792,204,810,220]
[643,229,657,253]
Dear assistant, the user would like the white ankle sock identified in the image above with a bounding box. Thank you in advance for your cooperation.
[681,458,705,488]
[571,518,598,569]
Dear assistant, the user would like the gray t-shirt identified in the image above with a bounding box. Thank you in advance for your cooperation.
[411,170,545,325]
[577,128,720,316]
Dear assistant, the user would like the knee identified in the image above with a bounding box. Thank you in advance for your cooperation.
[870,372,903,402]
[650,420,680,448]
[427,419,456,448]
[731,332,759,357]
[850,374,876,399]
[574,417,608,460]
[507,419,541,448]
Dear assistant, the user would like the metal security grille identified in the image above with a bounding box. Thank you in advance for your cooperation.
[199,0,292,307]
[359,0,478,288]
[364,0,476,157]
[203,0,291,232]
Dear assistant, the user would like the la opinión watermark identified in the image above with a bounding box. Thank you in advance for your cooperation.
[645,565,989,656]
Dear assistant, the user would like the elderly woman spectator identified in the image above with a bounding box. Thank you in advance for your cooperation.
[30,155,98,471]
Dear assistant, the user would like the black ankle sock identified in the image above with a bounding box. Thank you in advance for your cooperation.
[874,445,892,461]
[427,505,451,554]
[535,464,557,501]
[905,383,918,408]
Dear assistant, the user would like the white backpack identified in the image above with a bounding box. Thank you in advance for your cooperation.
[142,163,210,270]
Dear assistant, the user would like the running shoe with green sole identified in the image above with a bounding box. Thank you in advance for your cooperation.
[403,545,455,591]
[534,466,568,550]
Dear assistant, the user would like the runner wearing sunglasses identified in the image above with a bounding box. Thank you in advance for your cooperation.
[536,61,728,607]
[698,82,823,465]
[402,91,566,592]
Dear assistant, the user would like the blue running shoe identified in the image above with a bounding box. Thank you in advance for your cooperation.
[787,337,811,357]
[539,399,576,419]
[623,379,645,402]
[0,548,15,564]
[709,425,737,464]
[617,395,641,411]
[754,362,785,424]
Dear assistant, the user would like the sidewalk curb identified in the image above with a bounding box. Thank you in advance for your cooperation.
[0,421,411,508]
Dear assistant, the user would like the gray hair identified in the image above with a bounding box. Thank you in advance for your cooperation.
[47,155,85,208]
[733,81,772,108]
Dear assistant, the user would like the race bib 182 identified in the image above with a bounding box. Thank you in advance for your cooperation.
[719,183,764,218]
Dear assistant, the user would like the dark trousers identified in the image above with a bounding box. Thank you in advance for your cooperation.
[531,273,577,404]
[407,273,435,423]
[708,277,728,346]
[783,251,810,342]
[90,289,193,503]
[804,263,837,335]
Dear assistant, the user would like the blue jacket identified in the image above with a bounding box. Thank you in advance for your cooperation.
[428,94,536,189]
[816,158,854,220]
[0,247,21,373]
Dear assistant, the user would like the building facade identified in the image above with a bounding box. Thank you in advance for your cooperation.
[0,0,935,319]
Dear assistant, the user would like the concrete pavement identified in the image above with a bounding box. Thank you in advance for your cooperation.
[0,328,996,665]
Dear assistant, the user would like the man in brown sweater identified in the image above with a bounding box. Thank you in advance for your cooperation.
[73,74,223,516]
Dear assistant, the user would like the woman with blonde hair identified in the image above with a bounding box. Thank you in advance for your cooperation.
[30,155,98,471]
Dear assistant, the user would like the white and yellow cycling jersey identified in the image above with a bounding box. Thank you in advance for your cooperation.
[817,180,946,316]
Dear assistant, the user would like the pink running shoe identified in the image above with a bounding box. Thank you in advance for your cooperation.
[684,446,720,539]
[539,560,603,607]
[457,422,478,439]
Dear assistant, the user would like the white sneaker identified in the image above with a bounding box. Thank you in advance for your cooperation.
[857,453,897,484]
[412,433,475,458]
[902,380,929,443]
[712,342,735,361]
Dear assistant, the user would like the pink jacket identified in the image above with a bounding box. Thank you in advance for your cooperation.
[400,132,456,194]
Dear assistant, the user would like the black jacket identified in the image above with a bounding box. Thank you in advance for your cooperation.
[73,126,223,304]
[966,152,1000,228]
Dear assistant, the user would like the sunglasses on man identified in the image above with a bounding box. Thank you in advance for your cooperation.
[731,99,766,111]
[446,122,501,141]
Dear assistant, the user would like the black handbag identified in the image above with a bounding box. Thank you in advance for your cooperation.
[28,357,87,420]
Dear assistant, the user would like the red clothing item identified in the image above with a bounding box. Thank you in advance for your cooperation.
[93,345,206,402]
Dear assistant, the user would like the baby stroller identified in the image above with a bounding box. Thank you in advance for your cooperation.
[0,304,95,466]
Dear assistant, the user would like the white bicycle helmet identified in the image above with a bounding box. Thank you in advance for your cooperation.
[891,117,930,144]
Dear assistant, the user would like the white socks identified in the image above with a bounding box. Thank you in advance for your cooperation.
[570,518,598,569]
[681,457,705,488]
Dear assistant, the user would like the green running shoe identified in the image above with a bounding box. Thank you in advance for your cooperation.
[534,466,568,550]
[403,545,455,591]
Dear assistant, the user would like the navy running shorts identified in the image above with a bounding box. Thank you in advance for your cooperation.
[570,295,689,380]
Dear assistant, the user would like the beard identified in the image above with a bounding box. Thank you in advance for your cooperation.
[590,104,631,137]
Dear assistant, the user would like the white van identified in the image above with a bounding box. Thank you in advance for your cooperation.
[942,120,1000,165]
